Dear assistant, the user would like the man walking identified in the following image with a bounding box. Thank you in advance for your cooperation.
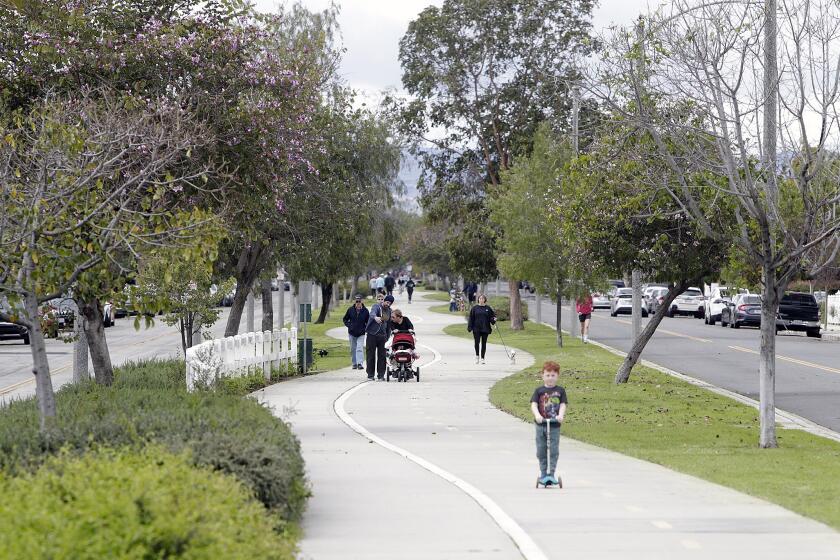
[365,294,393,380]
[405,277,416,303]
[384,273,396,296]
[342,295,369,370]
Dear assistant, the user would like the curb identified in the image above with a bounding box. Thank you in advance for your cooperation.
[535,320,840,445]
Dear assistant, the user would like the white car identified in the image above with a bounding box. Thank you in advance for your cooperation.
[704,286,732,325]
[592,291,611,309]
[610,287,649,317]
[668,287,705,318]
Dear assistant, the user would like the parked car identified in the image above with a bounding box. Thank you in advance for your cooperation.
[284,281,291,291]
[0,321,29,345]
[667,287,705,318]
[704,286,732,325]
[592,291,611,309]
[610,287,649,317]
[609,279,626,289]
[776,292,821,337]
[44,296,77,329]
[643,284,669,307]
[647,287,670,314]
[721,293,762,328]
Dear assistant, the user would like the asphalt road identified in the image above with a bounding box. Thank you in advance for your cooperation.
[0,291,298,403]
[511,289,840,433]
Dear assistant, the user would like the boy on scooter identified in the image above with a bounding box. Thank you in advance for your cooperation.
[530,361,567,486]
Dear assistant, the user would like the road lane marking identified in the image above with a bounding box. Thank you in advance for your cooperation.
[625,505,646,513]
[729,345,840,375]
[613,319,711,343]
[652,520,673,530]
[333,344,548,560]
[601,490,616,498]
[681,539,702,550]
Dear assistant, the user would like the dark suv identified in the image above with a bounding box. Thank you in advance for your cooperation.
[0,322,30,345]
[776,292,821,338]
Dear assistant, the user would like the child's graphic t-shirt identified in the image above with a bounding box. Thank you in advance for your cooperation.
[530,385,568,421]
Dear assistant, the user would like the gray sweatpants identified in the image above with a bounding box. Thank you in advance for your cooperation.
[535,421,560,477]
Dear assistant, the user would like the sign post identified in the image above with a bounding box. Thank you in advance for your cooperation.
[298,281,313,374]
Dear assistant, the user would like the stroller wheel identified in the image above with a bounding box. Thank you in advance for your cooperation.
[386,371,390,382]
[415,367,420,382]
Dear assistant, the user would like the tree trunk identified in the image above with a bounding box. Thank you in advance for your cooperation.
[246,293,255,332]
[535,292,542,324]
[179,317,188,356]
[509,279,524,330]
[615,282,687,384]
[191,313,202,347]
[556,283,563,348]
[332,283,339,311]
[72,310,89,383]
[351,275,359,299]
[759,262,780,448]
[77,297,114,385]
[261,277,273,332]
[315,282,333,324]
[224,245,265,337]
[25,291,56,430]
[631,269,643,341]
[226,283,249,336]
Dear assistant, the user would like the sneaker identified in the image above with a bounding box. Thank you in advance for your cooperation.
[583,336,588,343]
[538,475,551,485]
[367,375,374,381]
[480,358,485,365]
[475,356,480,364]
[546,475,559,486]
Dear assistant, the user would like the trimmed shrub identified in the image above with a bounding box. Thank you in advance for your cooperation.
[0,447,294,559]
[0,359,308,524]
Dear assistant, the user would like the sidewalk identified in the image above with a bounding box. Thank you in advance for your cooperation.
[261,291,840,559]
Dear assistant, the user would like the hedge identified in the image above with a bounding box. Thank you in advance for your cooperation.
[0,359,308,524]
[0,447,293,559]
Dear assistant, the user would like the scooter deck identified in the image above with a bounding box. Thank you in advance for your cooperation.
[535,476,563,489]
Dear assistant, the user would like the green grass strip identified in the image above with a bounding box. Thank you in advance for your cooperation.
[439,318,840,530]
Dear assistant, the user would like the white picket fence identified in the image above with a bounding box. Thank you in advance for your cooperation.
[185,328,298,391]
[827,295,840,332]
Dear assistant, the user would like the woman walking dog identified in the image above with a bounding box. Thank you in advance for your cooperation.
[467,294,496,364]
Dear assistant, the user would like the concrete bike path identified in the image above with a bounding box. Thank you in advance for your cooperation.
[261,291,840,559]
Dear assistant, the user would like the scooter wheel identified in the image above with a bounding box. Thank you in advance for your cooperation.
[415,367,420,382]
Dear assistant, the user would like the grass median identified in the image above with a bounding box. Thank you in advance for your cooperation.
[439,316,840,530]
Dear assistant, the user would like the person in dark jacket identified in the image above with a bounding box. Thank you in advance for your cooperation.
[467,294,496,364]
[389,308,415,333]
[384,273,396,296]
[405,278,416,303]
[365,294,393,380]
[343,295,369,370]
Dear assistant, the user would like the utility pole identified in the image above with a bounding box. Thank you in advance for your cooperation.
[569,84,580,340]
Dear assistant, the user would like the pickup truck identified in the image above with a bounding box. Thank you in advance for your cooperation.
[776,292,821,338]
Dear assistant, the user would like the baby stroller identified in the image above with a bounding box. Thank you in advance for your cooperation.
[386,331,420,382]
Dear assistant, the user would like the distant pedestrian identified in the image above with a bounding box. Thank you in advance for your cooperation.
[405,278,416,303]
[365,293,393,380]
[467,294,496,364]
[466,282,478,305]
[449,287,458,312]
[369,275,377,298]
[576,293,593,343]
[342,295,369,370]
[375,274,386,295]
[384,273,396,296]
[530,361,567,486]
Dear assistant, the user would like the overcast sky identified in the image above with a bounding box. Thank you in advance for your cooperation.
[253,0,666,96]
